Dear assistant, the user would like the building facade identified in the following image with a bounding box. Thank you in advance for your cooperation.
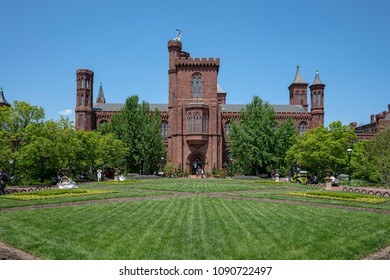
[351,105,390,141]
[75,40,325,174]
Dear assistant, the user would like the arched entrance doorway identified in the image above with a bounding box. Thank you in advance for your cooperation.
[191,158,203,175]
[187,153,206,175]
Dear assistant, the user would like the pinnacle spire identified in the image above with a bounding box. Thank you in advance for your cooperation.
[311,70,324,86]
[96,82,106,104]
[0,87,11,107]
[291,65,307,84]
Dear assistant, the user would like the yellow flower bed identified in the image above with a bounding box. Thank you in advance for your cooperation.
[285,191,389,204]
[5,189,117,200]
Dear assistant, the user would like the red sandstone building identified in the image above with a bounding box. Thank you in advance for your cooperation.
[351,105,390,141]
[75,39,325,174]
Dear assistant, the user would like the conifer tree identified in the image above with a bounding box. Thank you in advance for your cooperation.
[110,95,165,174]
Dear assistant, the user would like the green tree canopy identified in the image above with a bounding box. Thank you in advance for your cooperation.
[0,101,45,176]
[229,96,296,176]
[109,95,165,174]
[285,121,357,177]
[354,130,390,185]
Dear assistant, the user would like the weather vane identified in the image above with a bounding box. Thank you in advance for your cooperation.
[174,29,182,42]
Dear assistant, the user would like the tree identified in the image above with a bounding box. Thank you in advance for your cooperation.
[0,101,45,177]
[273,118,298,174]
[229,96,296,176]
[358,130,390,185]
[285,121,357,177]
[110,95,165,174]
[20,117,128,182]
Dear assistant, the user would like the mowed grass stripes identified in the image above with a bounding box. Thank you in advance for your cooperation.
[123,178,299,193]
[0,196,389,259]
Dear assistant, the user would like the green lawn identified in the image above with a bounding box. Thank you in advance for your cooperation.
[0,179,389,260]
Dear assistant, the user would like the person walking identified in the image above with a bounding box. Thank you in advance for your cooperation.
[97,169,102,182]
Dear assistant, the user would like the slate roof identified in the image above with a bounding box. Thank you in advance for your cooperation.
[217,84,226,93]
[311,70,324,86]
[0,87,11,106]
[96,83,106,103]
[220,104,307,113]
[94,103,169,112]
[291,65,308,84]
[94,102,306,114]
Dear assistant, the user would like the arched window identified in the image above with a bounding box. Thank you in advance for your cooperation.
[85,94,89,106]
[299,121,308,136]
[317,93,321,106]
[313,92,317,107]
[202,113,208,133]
[225,121,231,135]
[187,113,192,133]
[81,78,85,88]
[161,121,168,140]
[79,115,84,127]
[192,73,202,98]
[295,91,300,104]
[81,94,85,105]
[194,112,201,133]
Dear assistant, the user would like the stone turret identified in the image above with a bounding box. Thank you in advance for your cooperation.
[288,66,308,111]
[309,70,325,128]
[75,69,95,131]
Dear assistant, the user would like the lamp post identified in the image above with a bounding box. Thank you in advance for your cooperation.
[229,157,233,177]
[347,148,352,181]
[160,157,165,176]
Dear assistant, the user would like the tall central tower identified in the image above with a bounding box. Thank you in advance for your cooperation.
[167,39,222,174]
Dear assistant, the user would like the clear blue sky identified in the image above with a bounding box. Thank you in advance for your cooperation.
[1,0,389,126]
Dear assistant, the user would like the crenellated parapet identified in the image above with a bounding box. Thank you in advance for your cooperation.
[175,57,220,67]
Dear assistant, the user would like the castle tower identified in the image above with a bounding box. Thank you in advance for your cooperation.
[75,69,95,131]
[96,83,106,103]
[288,65,309,111]
[0,87,11,107]
[309,70,325,128]
[167,39,222,174]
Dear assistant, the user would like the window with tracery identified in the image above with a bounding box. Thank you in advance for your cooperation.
[161,121,168,140]
[202,113,208,133]
[192,73,202,98]
[295,91,300,104]
[225,121,231,135]
[79,115,84,127]
[194,112,201,133]
[187,113,192,133]
[299,121,308,136]
[313,92,317,106]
